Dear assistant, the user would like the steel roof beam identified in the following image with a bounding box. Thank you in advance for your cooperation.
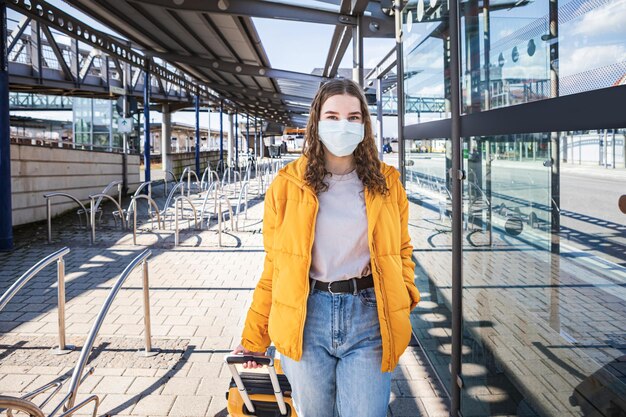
[153,52,328,83]
[206,82,313,104]
[6,0,217,101]
[131,0,356,25]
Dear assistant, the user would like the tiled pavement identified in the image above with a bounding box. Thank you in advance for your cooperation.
[0,162,450,417]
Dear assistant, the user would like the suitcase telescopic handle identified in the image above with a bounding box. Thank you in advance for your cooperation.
[225,354,273,367]
[224,354,288,416]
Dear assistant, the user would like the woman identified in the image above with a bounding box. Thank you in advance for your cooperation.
[231,78,420,417]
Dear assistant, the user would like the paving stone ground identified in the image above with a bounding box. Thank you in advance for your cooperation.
[0,158,449,417]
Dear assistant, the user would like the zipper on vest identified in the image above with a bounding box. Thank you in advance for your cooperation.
[300,194,319,360]
[372,241,394,371]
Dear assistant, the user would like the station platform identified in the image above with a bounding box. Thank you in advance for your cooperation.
[0,158,449,417]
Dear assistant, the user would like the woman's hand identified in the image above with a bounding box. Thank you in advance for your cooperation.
[231,344,266,369]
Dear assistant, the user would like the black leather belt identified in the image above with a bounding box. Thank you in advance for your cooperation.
[311,274,374,295]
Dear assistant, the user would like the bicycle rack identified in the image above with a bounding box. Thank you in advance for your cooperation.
[88,193,127,243]
[43,193,91,244]
[131,195,164,245]
[0,247,74,354]
[76,180,122,227]
[234,182,250,232]
[173,196,199,246]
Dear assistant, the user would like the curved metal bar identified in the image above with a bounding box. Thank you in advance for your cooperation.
[199,181,219,229]
[64,250,153,411]
[123,181,154,224]
[89,194,127,242]
[0,247,71,353]
[131,195,163,245]
[179,167,191,184]
[233,171,241,192]
[160,182,186,229]
[0,396,45,417]
[164,170,177,196]
[59,394,99,417]
[180,168,201,197]
[235,182,250,231]
[173,196,199,246]
[217,193,234,246]
[76,180,123,222]
[200,167,211,190]
[0,247,69,311]
[44,193,90,243]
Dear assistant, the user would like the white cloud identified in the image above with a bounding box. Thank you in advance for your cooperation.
[566,0,626,38]
[560,44,626,77]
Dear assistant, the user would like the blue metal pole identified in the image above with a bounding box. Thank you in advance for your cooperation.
[0,1,13,251]
[246,114,250,159]
[235,110,239,167]
[195,94,200,176]
[219,100,224,166]
[143,63,151,182]
[254,116,257,159]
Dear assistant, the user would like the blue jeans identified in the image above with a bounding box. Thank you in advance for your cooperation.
[279,280,392,417]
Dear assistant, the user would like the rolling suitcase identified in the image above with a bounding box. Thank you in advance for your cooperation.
[225,354,298,417]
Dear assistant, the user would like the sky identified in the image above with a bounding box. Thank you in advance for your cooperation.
[8,0,399,136]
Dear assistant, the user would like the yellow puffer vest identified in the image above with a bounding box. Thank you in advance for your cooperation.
[241,155,420,373]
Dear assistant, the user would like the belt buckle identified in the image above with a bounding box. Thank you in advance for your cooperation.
[328,281,340,295]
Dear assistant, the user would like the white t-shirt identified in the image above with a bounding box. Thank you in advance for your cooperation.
[309,169,372,283]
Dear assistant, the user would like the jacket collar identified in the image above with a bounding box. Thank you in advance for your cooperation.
[277,155,398,243]
[277,154,399,195]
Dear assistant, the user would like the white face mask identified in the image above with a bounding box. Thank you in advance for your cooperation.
[318,119,365,157]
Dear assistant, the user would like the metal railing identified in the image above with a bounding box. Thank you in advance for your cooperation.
[63,249,155,412]
[159,182,186,229]
[234,182,250,232]
[113,181,153,227]
[89,193,127,243]
[163,170,177,196]
[131,195,163,245]
[180,167,200,197]
[217,193,234,247]
[44,193,90,244]
[76,180,122,227]
[0,247,73,354]
[198,181,220,230]
[0,250,156,417]
[173,196,199,246]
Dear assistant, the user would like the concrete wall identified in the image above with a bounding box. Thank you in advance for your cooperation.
[11,143,141,226]
[166,151,221,179]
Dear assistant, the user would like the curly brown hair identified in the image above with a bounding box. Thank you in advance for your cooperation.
[303,78,389,197]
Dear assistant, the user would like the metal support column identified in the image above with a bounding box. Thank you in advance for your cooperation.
[448,0,464,412]
[246,114,250,156]
[195,95,200,176]
[376,77,384,160]
[549,0,560,255]
[0,0,13,251]
[143,61,151,182]
[235,110,239,167]
[395,1,406,186]
[353,13,364,87]
[122,59,130,196]
[162,104,171,172]
[254,117,258,159]
[219,100,224,168]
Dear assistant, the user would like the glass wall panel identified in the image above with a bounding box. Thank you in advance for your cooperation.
[72,97,115,151]
[404,0,626,115]
[404,130,626,416]
[404,141,454,392]
[403,1,450,124]
[459,130,626,416]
